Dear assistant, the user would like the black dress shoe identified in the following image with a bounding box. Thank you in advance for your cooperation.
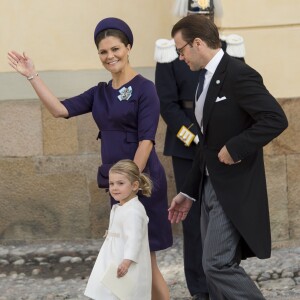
[192,293,210,300]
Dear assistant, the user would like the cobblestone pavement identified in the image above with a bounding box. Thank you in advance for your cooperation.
[0,237,300,300]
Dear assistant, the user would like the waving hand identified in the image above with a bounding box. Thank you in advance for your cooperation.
[8,51,36,78]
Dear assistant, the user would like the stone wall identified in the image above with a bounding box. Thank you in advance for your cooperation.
[0,98,299,247]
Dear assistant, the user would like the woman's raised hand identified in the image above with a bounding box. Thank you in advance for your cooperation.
[7,50,68,118]
[8,51,36,78]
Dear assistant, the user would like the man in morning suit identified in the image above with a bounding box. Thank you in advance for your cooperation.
[168,14,288,299]
[155,1,245,299]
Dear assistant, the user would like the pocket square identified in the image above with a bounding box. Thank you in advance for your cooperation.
[215,96,227,102]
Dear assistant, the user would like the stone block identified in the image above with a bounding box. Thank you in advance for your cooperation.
[264,98,300,155]
[0,100,42,157]
[88,181,111,238]
[33,155,110,239]
[76,114,99,154]
[33,154,100,182]
[42,106,78,155]
[0,157,90,240]
[265,155,289,242]
[155,117,167,154]
[287,154,300,239]
[157,153,182,236]
[157,153,176,200]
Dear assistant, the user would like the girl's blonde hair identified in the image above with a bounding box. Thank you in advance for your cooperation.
[109,159,153,197]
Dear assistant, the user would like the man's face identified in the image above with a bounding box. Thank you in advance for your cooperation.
[174,31,204,71]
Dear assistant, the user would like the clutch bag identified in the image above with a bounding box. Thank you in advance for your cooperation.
[100,263,134,300]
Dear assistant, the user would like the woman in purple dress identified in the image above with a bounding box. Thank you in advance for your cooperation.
[8,17,172,300]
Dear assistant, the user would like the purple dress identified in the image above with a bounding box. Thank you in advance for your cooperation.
[62,74,173,251]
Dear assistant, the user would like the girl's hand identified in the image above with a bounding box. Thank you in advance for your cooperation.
[8,51,36,78]
[117,259,132,278]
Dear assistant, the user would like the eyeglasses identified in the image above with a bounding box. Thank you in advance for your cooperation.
[176,42,190,56]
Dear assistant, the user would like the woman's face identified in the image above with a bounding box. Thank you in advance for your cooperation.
[97,36,131,74]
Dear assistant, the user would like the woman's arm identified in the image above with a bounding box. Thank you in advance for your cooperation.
[8,51,68,118]
[134,80,161,172]
[133,140,153,172]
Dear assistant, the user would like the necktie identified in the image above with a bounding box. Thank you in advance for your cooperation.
[196,68,207,100]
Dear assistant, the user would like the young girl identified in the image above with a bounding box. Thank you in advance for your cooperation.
[84,159,152,300]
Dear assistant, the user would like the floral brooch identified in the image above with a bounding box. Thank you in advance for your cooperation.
[118,86,133,101]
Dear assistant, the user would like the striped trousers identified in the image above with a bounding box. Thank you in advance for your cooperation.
[200,176,266,300]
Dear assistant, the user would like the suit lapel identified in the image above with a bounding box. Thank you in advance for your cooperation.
[203,54,230,135]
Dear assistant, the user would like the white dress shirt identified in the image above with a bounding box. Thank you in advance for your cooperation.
[183,49,225,200]
[195,49,224,133]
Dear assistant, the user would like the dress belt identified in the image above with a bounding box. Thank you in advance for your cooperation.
[179,100,194,109]
[103,230,120,238]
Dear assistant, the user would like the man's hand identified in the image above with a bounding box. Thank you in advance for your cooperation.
[218,145,241,165]
[168,193,193,223]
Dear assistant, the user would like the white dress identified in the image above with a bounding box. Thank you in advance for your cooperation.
[84,197,152,300]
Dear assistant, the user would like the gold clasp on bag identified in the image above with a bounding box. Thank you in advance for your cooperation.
[177,124,195,147]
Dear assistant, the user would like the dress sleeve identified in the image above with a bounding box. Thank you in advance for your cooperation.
[137,80,160,142]
[61,86,97,118]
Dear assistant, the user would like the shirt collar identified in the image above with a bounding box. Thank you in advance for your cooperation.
[205,48,224,75]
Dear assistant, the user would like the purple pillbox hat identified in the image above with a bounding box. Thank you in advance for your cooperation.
[94,17,134,47]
